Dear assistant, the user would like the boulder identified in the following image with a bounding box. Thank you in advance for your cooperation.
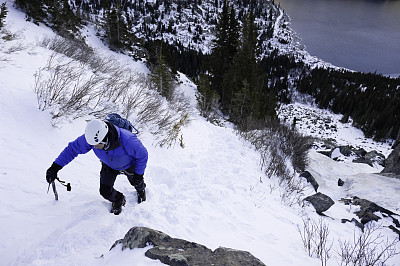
[339,196,400,237]
[353,150,385,167]
[352,157,373,167]
[382,144,400,175]
[110,227,266,266]
[341,218,364,231]
[299,171,319,192]
[304,192,334,214]
[352,197,398,224]
[353,148,367,158]
[317,144,386,167]
[317,150,332,157]
[338,145,353,156]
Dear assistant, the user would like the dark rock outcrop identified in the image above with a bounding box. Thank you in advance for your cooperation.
[353,150,385,167]
[352,197,397,224]
[317,145,385,167]
[110,227,266,266]
[300,171,319,192]
[339,196,400,237]
[381,144,400,175]
[338,145,353,156]
[304,192,335,214]
[341,218,364,231]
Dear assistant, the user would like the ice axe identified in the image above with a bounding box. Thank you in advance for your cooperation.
[47,177,71,200]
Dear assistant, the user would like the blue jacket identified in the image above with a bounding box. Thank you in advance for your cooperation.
[54,126,148,175]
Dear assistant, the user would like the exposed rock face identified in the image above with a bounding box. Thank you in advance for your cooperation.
[300,171,319,192]
[353,150,386,167]
[304,192,335,214]
[339,196,400,237]
[110,227,266,266]
[318,145,385,167]
[341,218,365,231]
[382,144,400,175]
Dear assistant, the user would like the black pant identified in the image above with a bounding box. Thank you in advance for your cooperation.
[99,163,145,203]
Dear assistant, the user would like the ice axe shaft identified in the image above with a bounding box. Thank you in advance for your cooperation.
[47,177,70,201]
[52,181,58,200]
[47,181,58,201]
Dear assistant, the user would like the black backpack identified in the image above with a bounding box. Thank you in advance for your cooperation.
[105,113,139,134]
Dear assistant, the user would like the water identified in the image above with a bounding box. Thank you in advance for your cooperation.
[277,0,400,75]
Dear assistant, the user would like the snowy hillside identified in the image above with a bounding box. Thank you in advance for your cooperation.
[1,2,399,266]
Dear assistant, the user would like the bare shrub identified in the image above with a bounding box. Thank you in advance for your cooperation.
[38,35,123,75]
[338,224,400,266]
[238,120,313,204]
[130,75,193,143]
[157,113,189,148]
[170,90,192,115]
[297,217,333,266]
[298,217,315,257]
[1,28,20,41]
[39,35,94,64]
[3,42,27,53]
[196,89,222,124]
[34,54,111,124]
[120,77,148,118]
[279,177,307,207]
[35,35,192,141]
[33,53,148,126]
[0,55,10,62]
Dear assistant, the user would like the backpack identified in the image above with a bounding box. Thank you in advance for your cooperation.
[105,113,139,134]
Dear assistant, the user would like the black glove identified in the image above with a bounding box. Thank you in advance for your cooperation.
[46,162,62,183]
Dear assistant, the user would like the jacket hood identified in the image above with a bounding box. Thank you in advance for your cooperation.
[104,122,120,151]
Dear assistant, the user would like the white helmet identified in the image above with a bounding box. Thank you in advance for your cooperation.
[85,119,109,145]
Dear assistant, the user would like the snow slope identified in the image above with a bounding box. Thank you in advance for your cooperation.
[1,2,399,266]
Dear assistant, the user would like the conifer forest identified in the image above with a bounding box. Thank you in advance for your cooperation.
[13,0,400,140]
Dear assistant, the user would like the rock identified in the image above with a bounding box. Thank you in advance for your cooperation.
[379,173,400,180]
[352,197,398,224]
[382,144,400,175]
[299,171,319,192]
[353,148,367,158]
[352,157,373,167]
[341,196,399,225]
[338,145,353,156]
[339,197,400,237]
[388,225,400,238]
[360,212,381,224]
[304,192,334,214]
[365,151,386,167]
[317,144,386,168]
[352,150,385,167]
[317,150,332,157]
[110,227,266,266]
[342,218,364,231]
[338,178,344,186]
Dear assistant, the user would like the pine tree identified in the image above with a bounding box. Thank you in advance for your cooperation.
[196,73,220,118]
[231,79,251,122]
[150,46,175,100]
[102,2,131,51]
[210,0,239,108]
[0,2,7,29]
[226,11,277,126]
[14,0,46,25]
[227,6,240,56]
[48,0,82,37]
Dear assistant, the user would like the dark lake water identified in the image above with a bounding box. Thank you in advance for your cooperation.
[277,0,400,75]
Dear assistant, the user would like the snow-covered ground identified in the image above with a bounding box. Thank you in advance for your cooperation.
[278,102,393,158]
[1,2,399,266]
